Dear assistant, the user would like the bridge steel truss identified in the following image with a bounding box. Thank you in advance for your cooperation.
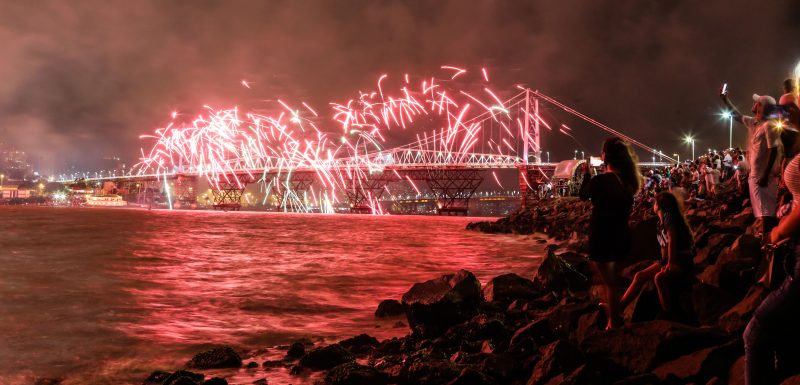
[401,168,484,215]
[210,174,257,211]
[268,171,316,211]
[343,172,400,214]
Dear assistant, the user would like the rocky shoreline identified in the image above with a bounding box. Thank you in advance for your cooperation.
[130,189,800,385]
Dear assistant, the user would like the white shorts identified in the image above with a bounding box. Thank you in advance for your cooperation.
[748,175,779,218]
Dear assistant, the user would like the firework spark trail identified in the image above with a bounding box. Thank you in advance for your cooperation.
[135,66,538,212]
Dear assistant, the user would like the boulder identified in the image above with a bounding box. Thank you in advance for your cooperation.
[339,333,380,355]
[324,362,388,385]
[162,371,204,385]
[401,270,483,337]
[375,299,404,318]
[651,339,742,383]
[718,286,767,334]
[186,346,242,369]
[509,318,553,355]
[478,352,519,383]
[482,273,541,305]
[695,233,739,266]
[286,342,306,359]
[446,368,495,385]
[581,320,730,374]
[692,283,738,326]
[299,344,355,370]
[142,371,171,385]
[699,234,761,298]
[783,374,800,384]
[534,246,591,294]
[527,340,583,385]
[612,373,660,385]
[400,359,461,385]
[622,283,662,323]
[727,356,745,385]
[543,300,598,337]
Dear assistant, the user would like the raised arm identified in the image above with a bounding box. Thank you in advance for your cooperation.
[720,87,744,123]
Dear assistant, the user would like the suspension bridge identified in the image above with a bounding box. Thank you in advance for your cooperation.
[59,71,673,215]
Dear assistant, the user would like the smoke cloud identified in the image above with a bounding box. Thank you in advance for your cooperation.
[1,0,798,172]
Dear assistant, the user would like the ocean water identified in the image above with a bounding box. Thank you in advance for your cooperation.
[0,206,544,384]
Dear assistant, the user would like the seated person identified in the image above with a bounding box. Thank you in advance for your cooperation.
[620,192,695,314]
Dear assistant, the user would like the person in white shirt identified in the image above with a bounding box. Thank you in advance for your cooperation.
[721,88,783,242]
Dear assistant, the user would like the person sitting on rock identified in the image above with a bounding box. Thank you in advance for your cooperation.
[744,154,800,385]
[619,192,695,315]
[579,137,642,330]
[652,192,696,316]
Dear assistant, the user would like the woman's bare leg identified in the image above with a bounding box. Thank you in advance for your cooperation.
[620,263,660,309]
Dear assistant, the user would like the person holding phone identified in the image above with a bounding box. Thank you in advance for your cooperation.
[579,137,642,330]
[720,85,783,242]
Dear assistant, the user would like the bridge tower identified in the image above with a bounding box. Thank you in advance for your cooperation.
[519,89,541,208]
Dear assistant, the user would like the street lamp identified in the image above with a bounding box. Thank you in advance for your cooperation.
[546,151,550,163]
[574,150,578,160]
[722,111,733,149]
[684,136,695,160]
[673,153,680,163]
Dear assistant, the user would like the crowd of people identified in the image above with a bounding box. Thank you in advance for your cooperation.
[578,77,800,385]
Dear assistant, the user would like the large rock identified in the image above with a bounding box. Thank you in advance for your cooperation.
[651,339,742,383]
[534,247,591,294]
[718,286,767,334]
[695,233,739,266]
[286,342,306,359]
[299,344,355,370]
[142,371,171,385]
[699,234,761,298]
[324,362,388,385]
[162,371,204,385]
[446,368,495,385]
[727,356,745,385]
[375,299,404,318]
[401,270,483,337]
[783,374,800,384]
[186,347,242,369]
[338,334,380,355]
[692,283,738,326]
[482,273,541,305]
[399,359,461,385]
[581,320,730,374]
[527,340,583,385]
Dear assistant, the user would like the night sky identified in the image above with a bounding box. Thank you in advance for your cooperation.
[2,0,800,172]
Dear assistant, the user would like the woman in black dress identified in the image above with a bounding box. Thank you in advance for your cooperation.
[580,137,642,329]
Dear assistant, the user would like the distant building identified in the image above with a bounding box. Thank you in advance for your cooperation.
[0,185,33,199]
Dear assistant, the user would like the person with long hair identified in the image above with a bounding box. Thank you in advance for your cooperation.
[652,192,696,313]
[580,137,642,329]
[618,191,691,311]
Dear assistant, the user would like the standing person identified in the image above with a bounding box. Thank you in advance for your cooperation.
[721,88,783,242]
[744,155,800,385]
[723,151,734,180]
[580,137,642,330]
[708,163,721,198]
[779,78,800,167]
